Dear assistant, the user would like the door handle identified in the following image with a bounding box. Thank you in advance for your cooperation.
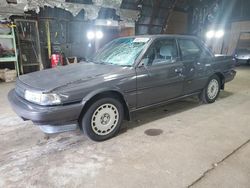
[175,68,183,73]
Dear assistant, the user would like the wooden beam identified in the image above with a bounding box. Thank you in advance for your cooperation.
[148,0,161,34]
[161,0,179,34]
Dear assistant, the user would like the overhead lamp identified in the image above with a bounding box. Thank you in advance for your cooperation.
[107,20,112,26]
[86,30,103,40]
[206,29,225,39]
[96,31,103,39]
[215,30,225,38]
[206,30,215,39]
[87,31,95,40]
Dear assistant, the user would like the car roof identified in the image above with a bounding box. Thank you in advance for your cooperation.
[120,34,199,40]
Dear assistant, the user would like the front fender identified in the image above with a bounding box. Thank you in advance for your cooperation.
[80,87,132,121]
[81,87,127,103]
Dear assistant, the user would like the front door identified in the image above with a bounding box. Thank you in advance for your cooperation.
[136,38,184,108]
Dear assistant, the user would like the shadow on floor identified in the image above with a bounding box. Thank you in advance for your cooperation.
[219,90,234,99]
[120,90,234,134]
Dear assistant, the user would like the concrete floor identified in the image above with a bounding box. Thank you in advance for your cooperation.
[0,66,250,188]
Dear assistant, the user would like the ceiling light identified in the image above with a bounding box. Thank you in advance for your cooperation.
[87,31,95,40]
[96,31,103,39]
[206,30,215,39]
[215,30,225,38]
[107,20,112,26]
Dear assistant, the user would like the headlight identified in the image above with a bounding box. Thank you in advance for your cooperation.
[24,90,61,106]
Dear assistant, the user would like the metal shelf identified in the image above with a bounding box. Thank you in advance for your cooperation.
[0,25,19,76]
[22,63,40,66]
[15,19,43,74]
[0,57,17,62]
[0,34,13,39]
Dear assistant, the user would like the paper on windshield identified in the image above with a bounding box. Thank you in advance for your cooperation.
[133,38,150,43]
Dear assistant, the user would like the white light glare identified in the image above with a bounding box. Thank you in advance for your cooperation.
[206,30,215,39]
[96,31,103,39]
[87,31,95,40]
[107,20,112,25]
[215,30,225,38]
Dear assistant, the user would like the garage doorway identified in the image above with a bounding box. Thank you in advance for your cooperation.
[236,32,250,52]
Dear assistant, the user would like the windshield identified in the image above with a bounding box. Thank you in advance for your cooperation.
[91,37,150,66]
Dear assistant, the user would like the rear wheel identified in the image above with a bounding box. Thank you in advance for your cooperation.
[200,75,221,104]
[81,97,124,141]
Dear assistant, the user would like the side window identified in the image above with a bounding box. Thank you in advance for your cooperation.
[142,39,178,66]
[178,39,201,60]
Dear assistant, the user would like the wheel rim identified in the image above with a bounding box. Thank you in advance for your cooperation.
[207,79,219,100]
[91,103,119,136]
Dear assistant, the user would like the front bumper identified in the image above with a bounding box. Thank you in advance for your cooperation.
[224,70,236,83]
[235,58,249,65]
[8,89,84,128]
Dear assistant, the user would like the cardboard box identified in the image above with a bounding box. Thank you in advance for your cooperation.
[0,69,4,80]
[0,69,16,82]
[4,69,16,82]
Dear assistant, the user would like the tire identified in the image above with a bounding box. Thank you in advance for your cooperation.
[81,97,124,141]
[200,75,221,104]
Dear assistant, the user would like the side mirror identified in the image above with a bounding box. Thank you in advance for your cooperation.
[171,58,177,63]
[138,58,149,68]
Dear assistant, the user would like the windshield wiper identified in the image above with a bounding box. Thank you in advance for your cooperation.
[106,62,132,67]
[90,60,106,65]
[93,61,132,67]
[121,64,132,67]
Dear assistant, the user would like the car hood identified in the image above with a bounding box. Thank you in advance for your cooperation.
[18,62,126,92]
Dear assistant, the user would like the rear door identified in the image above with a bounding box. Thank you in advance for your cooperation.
[177,38,212,94]
[136,38,184,108]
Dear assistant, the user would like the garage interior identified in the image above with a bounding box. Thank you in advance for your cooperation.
[0,0,250,187]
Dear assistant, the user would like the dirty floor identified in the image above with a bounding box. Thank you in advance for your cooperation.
[0,66,250,188]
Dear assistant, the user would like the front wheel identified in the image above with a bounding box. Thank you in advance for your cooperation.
[81,97,124,141]
[200,75,221,104]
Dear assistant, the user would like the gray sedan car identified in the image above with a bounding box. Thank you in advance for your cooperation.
[8,35,236,141]
[235,48,250,65]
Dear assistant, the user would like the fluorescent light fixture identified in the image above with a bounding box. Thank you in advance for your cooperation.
[215,30,225,38]
[206,29,225,39]
[107,20,112,26]
[206,30,215,39]
[96,31,103,39]
[87,31,95,40]
[87,30,103,40]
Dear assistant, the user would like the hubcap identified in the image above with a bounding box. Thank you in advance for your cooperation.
[91,103,119,136]
[101,113,110,125]
[207,79,219,100]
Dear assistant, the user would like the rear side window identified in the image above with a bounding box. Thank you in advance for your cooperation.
[178,39,201,60]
